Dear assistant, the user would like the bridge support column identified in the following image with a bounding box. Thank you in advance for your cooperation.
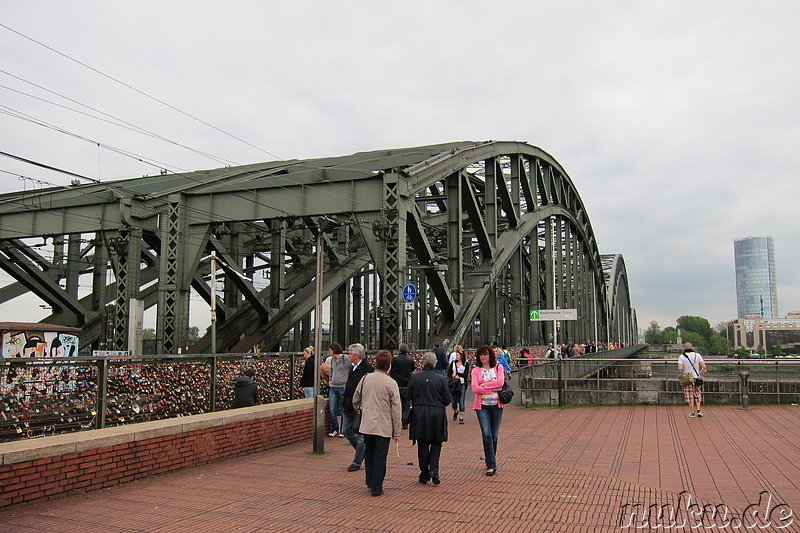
[157,198,190,354]
[110,228,142,351]
[378,172,407,350]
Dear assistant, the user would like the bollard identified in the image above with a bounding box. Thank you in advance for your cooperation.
[521,374,533,408]
[739,369,751,410]
[557,357,564,407]
[313,394,326,453]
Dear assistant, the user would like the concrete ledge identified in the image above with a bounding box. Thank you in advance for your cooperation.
[0,399,313,466]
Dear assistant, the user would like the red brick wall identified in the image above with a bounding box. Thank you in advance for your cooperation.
[0,403,314,509]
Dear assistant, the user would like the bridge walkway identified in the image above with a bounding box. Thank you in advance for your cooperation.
[1,403,798,531]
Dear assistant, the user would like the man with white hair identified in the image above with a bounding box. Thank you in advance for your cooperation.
[342,343,374,471]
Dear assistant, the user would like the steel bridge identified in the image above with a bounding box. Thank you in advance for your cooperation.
[0,141,637,354]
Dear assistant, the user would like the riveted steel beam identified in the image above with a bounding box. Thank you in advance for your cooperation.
[0,141,637,353]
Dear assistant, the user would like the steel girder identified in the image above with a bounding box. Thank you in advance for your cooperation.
[0,141,637,353]
[600,254,638,345]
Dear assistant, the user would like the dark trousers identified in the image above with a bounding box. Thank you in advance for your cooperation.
[363,434,390,494]
[398,387,409,428]
[417,439,442,479]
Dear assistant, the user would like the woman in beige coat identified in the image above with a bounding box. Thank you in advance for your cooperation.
[353,349,402,496]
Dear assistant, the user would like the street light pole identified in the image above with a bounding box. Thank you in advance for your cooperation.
[211,251,217,355]
[312,216,336,454]
[210,251,218,412]
[312,227,325,453]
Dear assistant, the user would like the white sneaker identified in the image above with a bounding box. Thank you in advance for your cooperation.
[328,430,339,437]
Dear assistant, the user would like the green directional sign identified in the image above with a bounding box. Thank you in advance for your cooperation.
[529,309,578,321]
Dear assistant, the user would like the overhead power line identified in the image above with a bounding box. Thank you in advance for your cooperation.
[0,105,186,174]
[0,73,238,167]
[0,150,100,183]
[0,22,282,161]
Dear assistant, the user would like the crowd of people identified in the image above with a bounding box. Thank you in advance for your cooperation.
[276,341,515,495]
[0,339,637,457]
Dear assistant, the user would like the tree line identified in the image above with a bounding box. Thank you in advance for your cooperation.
[645,316,731,355]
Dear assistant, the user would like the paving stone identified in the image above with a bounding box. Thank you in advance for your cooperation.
[1,404,798,531]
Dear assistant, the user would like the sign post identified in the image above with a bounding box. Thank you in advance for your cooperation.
[530,309,578,407]
[402,285,417,344]
[529,309,578,321]
[402,284,417,303]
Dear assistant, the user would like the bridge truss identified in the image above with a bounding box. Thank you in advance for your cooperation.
[0,141,637,353]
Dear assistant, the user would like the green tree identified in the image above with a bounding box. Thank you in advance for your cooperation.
[677,316,712,340]
[714,321,729,339]
[682,331,708,353]
[773,342,782,357]
[757,344,766,356]
[710,337,731,356]
[735,347,748,358]
[645,321,663,344]
[187,326,200,344]
[662,327,678,345]
[143,328,156,340]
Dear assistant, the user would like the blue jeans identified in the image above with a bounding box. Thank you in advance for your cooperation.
[341,412,365,467]
[451,382,466,413]
[304,387,314,399]
[363,434,390,494]
[475,404,503,470]
[328,386,345,431]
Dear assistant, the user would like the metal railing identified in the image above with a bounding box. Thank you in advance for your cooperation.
[0,353,306,442]
[517,355,800,407]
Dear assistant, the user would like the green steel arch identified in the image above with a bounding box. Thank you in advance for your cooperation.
[0,141,637,353]
[601,254,637,345]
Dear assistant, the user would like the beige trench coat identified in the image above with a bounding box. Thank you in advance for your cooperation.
[352,370,402,438]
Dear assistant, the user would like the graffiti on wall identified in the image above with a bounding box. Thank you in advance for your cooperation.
[2,331,79,358]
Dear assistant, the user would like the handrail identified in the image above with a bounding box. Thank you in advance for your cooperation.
[516,355,800,407]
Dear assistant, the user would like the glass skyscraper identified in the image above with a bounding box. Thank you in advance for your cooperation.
[734,236,778,318]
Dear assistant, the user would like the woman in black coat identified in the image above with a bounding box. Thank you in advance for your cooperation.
[407,352,451,485]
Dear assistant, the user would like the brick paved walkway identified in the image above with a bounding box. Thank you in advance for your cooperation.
[1,403,799,531]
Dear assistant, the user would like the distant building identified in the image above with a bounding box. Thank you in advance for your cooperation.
[728,316,800,352]
[734,236,778,318]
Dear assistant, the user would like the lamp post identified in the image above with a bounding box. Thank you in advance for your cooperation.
[313,216,336,453]
[210,251,218,411]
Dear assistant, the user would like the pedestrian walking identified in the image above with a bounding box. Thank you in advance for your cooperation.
[471,344,506,476]
[448,350,470,424]
[407,352,450,485]
[342,343,374,472]
[299,346,315,398]
[389,343,416,430]
[326,342,350,437]
[678,342,707,418]
[353,349,402,496]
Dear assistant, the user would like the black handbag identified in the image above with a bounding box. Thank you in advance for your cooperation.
[404,405,413,427]
[497,382,514,404]
[353,376,367,433]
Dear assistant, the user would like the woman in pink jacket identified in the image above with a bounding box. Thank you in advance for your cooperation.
[471,344,505,476]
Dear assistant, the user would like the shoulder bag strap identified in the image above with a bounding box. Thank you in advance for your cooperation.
[688,353,700,376]
[357,373,368,398]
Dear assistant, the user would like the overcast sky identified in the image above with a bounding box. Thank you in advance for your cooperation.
[2,1,799,334]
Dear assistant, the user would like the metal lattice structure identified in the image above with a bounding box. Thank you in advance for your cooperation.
[0,141,637,353]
